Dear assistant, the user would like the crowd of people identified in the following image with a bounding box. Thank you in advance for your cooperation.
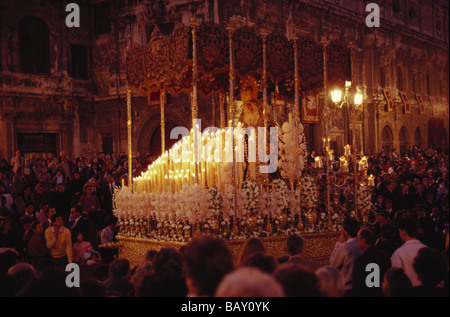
[0,145,448,297]
[0,150,153,272]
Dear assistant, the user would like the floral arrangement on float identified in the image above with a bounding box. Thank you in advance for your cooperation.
[113,115,344,241]
[113,177,317,242]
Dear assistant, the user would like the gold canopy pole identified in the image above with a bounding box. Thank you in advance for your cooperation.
[219,93,225,129]
[160,88,166,155]
[191,17,199,184]
[212,94,216,128]
[293,36,300,124]
[321,37,330,223]
[191,17,199,125]
[349,41,358,219]
[226,21,237,218]
[127,87,133,192]
[261,28,270,129]
[293,34,301,219]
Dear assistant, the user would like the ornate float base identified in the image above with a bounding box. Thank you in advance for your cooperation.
[117,232,340,268]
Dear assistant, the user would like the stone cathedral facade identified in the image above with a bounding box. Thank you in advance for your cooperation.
[0,0,448,162]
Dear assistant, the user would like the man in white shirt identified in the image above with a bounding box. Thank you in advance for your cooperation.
[330,218,361,294]
[391,218,427,286]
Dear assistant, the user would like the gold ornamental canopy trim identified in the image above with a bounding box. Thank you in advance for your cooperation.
[125,21,351,99]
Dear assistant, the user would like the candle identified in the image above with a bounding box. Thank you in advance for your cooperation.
[368,174,375,187]
[315,157,323,169]
[250,129,256,180]
[328,150,334,161]
[342,161,349,173]
[358,160,365,171]
[344,144,351,156]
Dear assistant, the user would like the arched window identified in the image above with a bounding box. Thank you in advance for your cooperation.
[19,16,50,74]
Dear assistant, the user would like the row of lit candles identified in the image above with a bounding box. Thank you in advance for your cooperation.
[314,143,368,167]
[314,153,369,171]
[132,122,258,193]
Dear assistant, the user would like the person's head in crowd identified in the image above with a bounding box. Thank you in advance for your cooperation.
[144,249,158,263]
[109,258,131,280]
[430,205,442,218]
[397,209,413,222]
[241,252,278,274]
[397,218,418,242]
[417,216,437,235]
[138,247,187,297]
[90,252,100,263]
[237,237,266,267]
[80,279,106,297]
[385,198,393,210]
[380,223,396,241]
[18,268,81,297]
[70,205,83,220]
[413,247,446,288]
[35,184,45,195]
[215,267,284,297]
[286,234,305,256]
[342,218,361,240]
[182,236,234,297]
[57,183,65,193]
[21,185,32,197]
[376,195,384,205]
[273,263,321,297]
[75,232,87,243]
[414,205,427,219]
[104,215,118,230]
[50,213,63,229]
[46,207,56,220]
[356,227,378,251]
[388,181,397,192]
[375,210,387,224]
[73,171,81,180]
[315,266,345,297]
[0,248,19,279]
[0,218,12,234]
[7,262,37,296]
[416,184,425,194]
[24,203,35,216]
[132,261,153,291]
[382,267,412,297]
[25,221,44,241]
[152,247,184,278]
[20,215,34,232]
[0,182,7,195]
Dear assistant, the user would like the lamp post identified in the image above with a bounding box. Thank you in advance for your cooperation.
[331,81,363,218]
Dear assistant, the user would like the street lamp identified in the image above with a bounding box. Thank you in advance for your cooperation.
[331,81,364,218]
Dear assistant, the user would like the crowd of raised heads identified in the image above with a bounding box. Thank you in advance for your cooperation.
[0,230,448,297]
[0,150,158,271]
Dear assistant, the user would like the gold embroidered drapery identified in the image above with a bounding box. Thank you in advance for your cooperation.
[126,22,352,103]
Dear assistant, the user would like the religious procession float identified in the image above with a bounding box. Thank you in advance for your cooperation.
[113,18,374,264]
